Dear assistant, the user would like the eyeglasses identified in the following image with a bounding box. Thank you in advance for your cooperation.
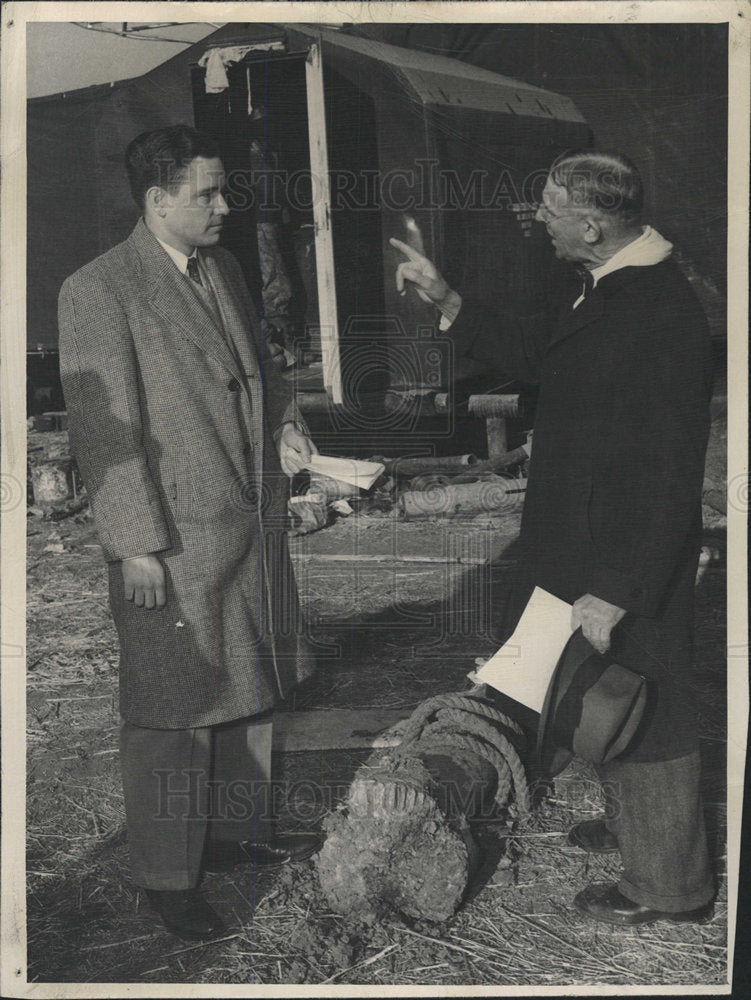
[536,202,583,224]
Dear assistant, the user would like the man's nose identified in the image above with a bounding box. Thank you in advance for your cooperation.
[534,204,545,223]
[216,193,230,215]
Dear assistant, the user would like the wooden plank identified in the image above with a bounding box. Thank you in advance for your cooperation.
[305,42,343,405]
[272,708,411,752]
[290,553,499,565]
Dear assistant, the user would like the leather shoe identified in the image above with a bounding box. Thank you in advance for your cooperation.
[568,819,619,854]
[144,888,228,940]
[202,833,322,873]
[574,882,714,926]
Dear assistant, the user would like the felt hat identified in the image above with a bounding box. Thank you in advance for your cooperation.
[536,628,649,778]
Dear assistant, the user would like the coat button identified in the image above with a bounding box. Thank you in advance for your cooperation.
[227,378,240,392]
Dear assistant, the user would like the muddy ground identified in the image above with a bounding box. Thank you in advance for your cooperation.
[25,499,728,988]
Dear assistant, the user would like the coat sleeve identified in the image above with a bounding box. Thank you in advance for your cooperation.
[442,295,556,383]
[585,296,712,616]
[58,267,172,562]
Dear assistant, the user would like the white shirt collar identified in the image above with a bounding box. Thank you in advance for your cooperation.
[572,226,673,308]
[155,236,198,275]
[589,226,672,287]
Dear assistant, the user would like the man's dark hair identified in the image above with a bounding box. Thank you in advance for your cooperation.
[549,150,644,226]
[125,124,221,210]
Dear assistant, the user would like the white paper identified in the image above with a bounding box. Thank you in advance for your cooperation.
[305,454,384,490]
[475,586,573,712]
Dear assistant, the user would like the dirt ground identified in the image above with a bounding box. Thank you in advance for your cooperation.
[25,500,728,988]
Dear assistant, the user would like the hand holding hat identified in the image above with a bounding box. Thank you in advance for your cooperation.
[571,593,626,654]
[537,625,649,778]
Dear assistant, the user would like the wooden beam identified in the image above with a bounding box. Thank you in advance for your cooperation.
[272,708,411,752]
[305,42,343,404]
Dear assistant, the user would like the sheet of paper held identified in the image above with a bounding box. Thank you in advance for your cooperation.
[474,586,573,712]
[305,454,384,490]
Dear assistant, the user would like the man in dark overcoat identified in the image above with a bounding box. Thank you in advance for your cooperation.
[391,150,715,925]
[59,125,320,940]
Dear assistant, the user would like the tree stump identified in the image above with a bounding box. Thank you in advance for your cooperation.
[316,692,528,924]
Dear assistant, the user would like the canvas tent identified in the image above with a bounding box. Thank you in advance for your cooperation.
[348,22,727,313]
[27,21,726,420]
[28,22,590,424]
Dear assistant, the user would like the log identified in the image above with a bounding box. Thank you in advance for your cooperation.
[383,389,443,418]
[399,477,527,519]
[450,446,530,481]
[467,394,520,419]
[30,460,75,508]
[316,691,529,925]
[382,453,478,478]
[296,391,331,413]
[433,392,450,414]
[288,495,328,535]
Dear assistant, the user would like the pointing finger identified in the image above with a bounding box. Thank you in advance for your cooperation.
[389,237,425,262]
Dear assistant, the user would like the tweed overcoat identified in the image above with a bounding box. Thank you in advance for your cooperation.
[59,219,315,728]
[447,260,713,762]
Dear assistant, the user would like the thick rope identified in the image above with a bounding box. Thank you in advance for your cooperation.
[413,728,513,808]
[398,692,525,744]
[426,710,530,813]
[390,692,530,815]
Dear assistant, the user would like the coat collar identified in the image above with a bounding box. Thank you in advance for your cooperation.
[128,219,245,381]
[547,264,663,350]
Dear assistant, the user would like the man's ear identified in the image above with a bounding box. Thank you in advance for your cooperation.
[582,216,603,245]
[145,185,168,217]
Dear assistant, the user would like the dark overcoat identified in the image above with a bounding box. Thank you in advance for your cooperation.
[59,219,314,728]
[447,260,713,761]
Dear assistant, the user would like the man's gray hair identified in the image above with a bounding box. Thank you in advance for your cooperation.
[549,150,644,225]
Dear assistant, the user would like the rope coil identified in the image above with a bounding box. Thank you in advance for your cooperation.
[392,692,530,815]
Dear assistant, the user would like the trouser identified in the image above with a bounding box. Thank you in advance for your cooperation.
[120,713,275,890]
[596,751,715,912]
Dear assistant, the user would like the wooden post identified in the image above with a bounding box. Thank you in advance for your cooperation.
[468,395,520,462]
[486,416,508,459]
[305,42,342,405]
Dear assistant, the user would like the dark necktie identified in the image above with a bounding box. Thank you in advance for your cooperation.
[186,255,203,286]
[574,265,595,300]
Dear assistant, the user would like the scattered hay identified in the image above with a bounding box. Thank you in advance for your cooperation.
[25,515,729,987]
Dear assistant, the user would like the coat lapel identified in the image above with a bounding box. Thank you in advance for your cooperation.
[547,293,605,349]
[130,220,244,382]
[201,252,261,380]
[547,266,649,351]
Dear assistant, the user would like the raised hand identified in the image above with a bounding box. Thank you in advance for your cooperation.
[389,237,452,305]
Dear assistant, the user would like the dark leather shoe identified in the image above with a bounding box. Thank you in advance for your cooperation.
[574,882,714,926]
[203,833,322,873]
[144,888,228,940]
[568,819,619,854]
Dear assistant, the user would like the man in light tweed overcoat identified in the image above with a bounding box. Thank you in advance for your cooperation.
[58,125,321,940]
